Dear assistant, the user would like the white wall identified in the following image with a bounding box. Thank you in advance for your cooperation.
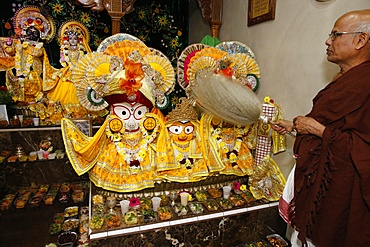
[189,0,370,178]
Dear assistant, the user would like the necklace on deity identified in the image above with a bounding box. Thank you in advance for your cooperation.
[173,142,190,150]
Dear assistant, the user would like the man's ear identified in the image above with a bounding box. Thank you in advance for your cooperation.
[355,32,370,49]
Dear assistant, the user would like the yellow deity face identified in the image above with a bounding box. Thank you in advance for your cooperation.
[168,121,195,143]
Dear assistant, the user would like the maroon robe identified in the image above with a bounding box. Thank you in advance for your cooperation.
[291,60,370,246]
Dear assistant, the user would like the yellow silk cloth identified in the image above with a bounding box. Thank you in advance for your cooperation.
[46,67,80,105]
[248,155,286,201]
[218,142,255,176]
[156,127,209,182]
[61,116,157,192]
[200,114,255,176]
[42,53,81,105]
[62,117,108,174]
[200,114,226,173]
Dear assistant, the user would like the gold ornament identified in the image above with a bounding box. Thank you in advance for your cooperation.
[166,97,198,124]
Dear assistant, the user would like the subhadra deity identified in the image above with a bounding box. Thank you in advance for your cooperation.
[61,33,175,192]
[155,97,209,182]
[200,114,255,176]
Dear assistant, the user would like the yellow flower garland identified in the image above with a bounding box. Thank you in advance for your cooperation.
[105,114,160,169]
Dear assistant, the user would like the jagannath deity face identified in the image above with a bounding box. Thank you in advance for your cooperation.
[112,102,148,132]
[168,121,195,143]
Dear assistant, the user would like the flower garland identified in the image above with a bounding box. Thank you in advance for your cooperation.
[105,115,160,170]
[14,41,43,84]
[172,142,194,169]
[14,42,33,85]
[213,126,243,164]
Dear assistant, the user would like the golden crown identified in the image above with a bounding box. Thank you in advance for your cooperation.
[166,97,198,124]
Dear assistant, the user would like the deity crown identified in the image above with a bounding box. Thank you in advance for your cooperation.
[166,97,198,124]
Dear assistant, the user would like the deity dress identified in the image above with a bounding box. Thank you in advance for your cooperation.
[155,97,209,182]
[45,20,92,106]
[4,6,56,103]
[200,114,255,176]
[61,33,175,192]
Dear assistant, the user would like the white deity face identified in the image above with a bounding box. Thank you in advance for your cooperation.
[68,33,78,47]
[112,102,148,132]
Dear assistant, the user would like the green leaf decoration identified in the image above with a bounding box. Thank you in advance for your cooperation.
[201,35,221,47]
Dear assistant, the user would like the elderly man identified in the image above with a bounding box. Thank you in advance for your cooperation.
[273,9,370,247]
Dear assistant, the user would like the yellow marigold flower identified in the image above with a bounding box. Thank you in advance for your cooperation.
[240,184,247,191]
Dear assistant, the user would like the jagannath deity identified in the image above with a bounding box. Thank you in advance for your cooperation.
[61,33,175,192]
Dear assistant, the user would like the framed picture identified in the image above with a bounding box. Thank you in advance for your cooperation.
[248,0,276,26]
[0,104,9,123]
[71,118,93,137]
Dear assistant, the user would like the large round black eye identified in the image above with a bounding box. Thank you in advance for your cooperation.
[114,106,131,120]
[133,106,148,120]
[168,125,183,134]
[184,125,194,134]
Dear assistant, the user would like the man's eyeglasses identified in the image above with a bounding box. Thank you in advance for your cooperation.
[328,31,363,40]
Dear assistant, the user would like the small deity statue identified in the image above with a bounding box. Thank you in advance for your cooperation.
[155,97,209,182]
[59,21,91,67]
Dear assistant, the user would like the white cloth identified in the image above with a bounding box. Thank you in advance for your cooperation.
[281,166,316,247]
[279,164,295,225]
[290,229,316,247]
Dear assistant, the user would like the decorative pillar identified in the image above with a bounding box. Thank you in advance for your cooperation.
[105,0,137,34]
[196,0,223,38]
[77,0,137,34]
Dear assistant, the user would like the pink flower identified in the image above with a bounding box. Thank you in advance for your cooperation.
[129,197,140,207]
[233,182,241,191]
